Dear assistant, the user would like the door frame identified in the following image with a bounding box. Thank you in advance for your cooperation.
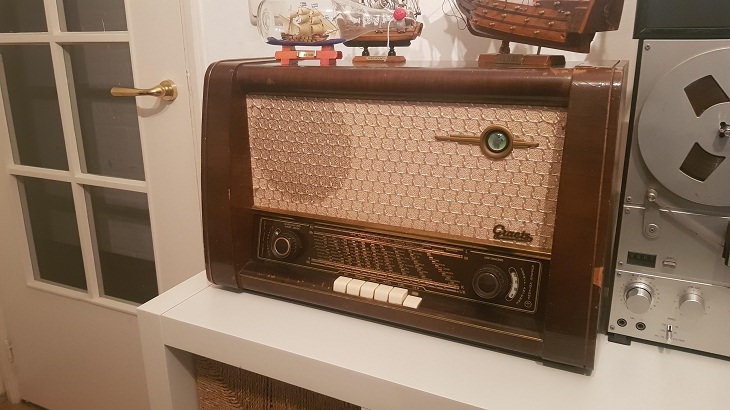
[0,304,19,403]
[0,0,206,403]
[178,0,206,182]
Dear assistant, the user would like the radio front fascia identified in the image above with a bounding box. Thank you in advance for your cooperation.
[201,61,626,372]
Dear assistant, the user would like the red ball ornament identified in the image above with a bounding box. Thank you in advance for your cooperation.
[393,7,407,21]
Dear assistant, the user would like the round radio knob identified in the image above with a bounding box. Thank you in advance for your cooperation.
[270,230,300,260]
[473,266,507,300]
[679,291,705,320]
[625,283,653,314]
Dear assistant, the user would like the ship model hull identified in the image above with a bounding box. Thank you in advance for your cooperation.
[343,22,423,48]
[457,0,624,53]
[342,0,423,50]
[280,34,331,43]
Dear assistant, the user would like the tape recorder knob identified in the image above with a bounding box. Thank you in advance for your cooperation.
[679,291,705,320]
[625,283,653,315]
[270,230,301,260]
[473,266,507,300]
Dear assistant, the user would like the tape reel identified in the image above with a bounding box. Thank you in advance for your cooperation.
[637,47,730,206]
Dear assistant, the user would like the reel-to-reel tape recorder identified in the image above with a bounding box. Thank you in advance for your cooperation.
[608,0,730,357]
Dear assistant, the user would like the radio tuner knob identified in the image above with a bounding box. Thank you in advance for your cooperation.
[270,230,301,260]
[625,282,653,315]
[473,265,508,300]
[679,291,705,320]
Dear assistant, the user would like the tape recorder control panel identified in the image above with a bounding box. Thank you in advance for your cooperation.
[608,5,730,357]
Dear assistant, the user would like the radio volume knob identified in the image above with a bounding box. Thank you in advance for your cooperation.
[271,230,300,260]
[679,291,705,320]
[625,283,653,314]
[473,266,507,300]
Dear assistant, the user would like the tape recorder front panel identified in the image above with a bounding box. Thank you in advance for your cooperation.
[609,39,730,357]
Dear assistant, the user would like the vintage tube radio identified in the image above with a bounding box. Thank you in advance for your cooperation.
[201,60,626,373]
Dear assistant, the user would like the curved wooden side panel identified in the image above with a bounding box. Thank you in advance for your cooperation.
[201,60,250,288]
[542,62,627,370]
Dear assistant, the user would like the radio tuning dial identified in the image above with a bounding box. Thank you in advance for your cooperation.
[270,230,301,260]
[625,282,653,315]
[473,266,507,300]
[679,291,705,320]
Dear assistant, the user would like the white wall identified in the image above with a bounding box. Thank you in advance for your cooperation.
[194,1,638,72]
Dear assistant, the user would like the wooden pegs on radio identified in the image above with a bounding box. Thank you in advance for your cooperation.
[436,125,539,159]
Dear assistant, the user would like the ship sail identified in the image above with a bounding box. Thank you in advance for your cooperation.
[338,0,422,39]
[360,0,421,14]
[261,0,423,46]
[283,7,337,42]
[337,0,423,58]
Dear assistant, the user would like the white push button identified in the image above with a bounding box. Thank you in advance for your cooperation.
[403,295,423,309]
[359,282,379,299]
[346,279,366,296]
[373,285,394,302]
[388,287,409,305]
[333,276,352,293]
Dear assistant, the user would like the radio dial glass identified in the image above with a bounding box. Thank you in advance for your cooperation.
[486,131,509,153]
[479,125,515,159]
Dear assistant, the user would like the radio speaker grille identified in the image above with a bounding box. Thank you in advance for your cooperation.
[248,96,567,252]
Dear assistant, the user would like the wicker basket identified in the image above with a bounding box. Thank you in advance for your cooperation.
[195,356,360,410]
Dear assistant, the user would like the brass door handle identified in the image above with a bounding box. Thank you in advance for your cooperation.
[110,80,177,101]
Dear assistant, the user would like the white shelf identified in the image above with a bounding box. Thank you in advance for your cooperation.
[138,272,730,410]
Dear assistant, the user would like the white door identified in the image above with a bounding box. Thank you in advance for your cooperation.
[0,0,204,408]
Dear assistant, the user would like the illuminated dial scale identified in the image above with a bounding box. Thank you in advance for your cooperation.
[257,214,542,314]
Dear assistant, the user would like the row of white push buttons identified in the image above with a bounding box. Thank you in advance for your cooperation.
[333,276,423,309]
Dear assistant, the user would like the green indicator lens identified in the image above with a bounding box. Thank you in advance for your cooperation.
[486,131,509,153]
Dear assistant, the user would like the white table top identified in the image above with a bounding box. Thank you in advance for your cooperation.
[139,272,730,410]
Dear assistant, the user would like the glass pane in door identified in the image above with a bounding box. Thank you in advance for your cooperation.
[0,45,68,170]
[65,43,144,180]
[19,176,87,290]
[60,0,127,32]
[88,186,157,304]
[0,0,47,33]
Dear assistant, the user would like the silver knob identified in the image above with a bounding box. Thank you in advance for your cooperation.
[270,230,300,260]
[272,236,292,258]
[625,283,653,314]
[679,291,705,320]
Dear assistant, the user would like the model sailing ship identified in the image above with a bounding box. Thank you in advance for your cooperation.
[257,1,351,66]
[257,0,422,64]
[280,7,338,43]
[342,0,423,60]
[456,0,624,53]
